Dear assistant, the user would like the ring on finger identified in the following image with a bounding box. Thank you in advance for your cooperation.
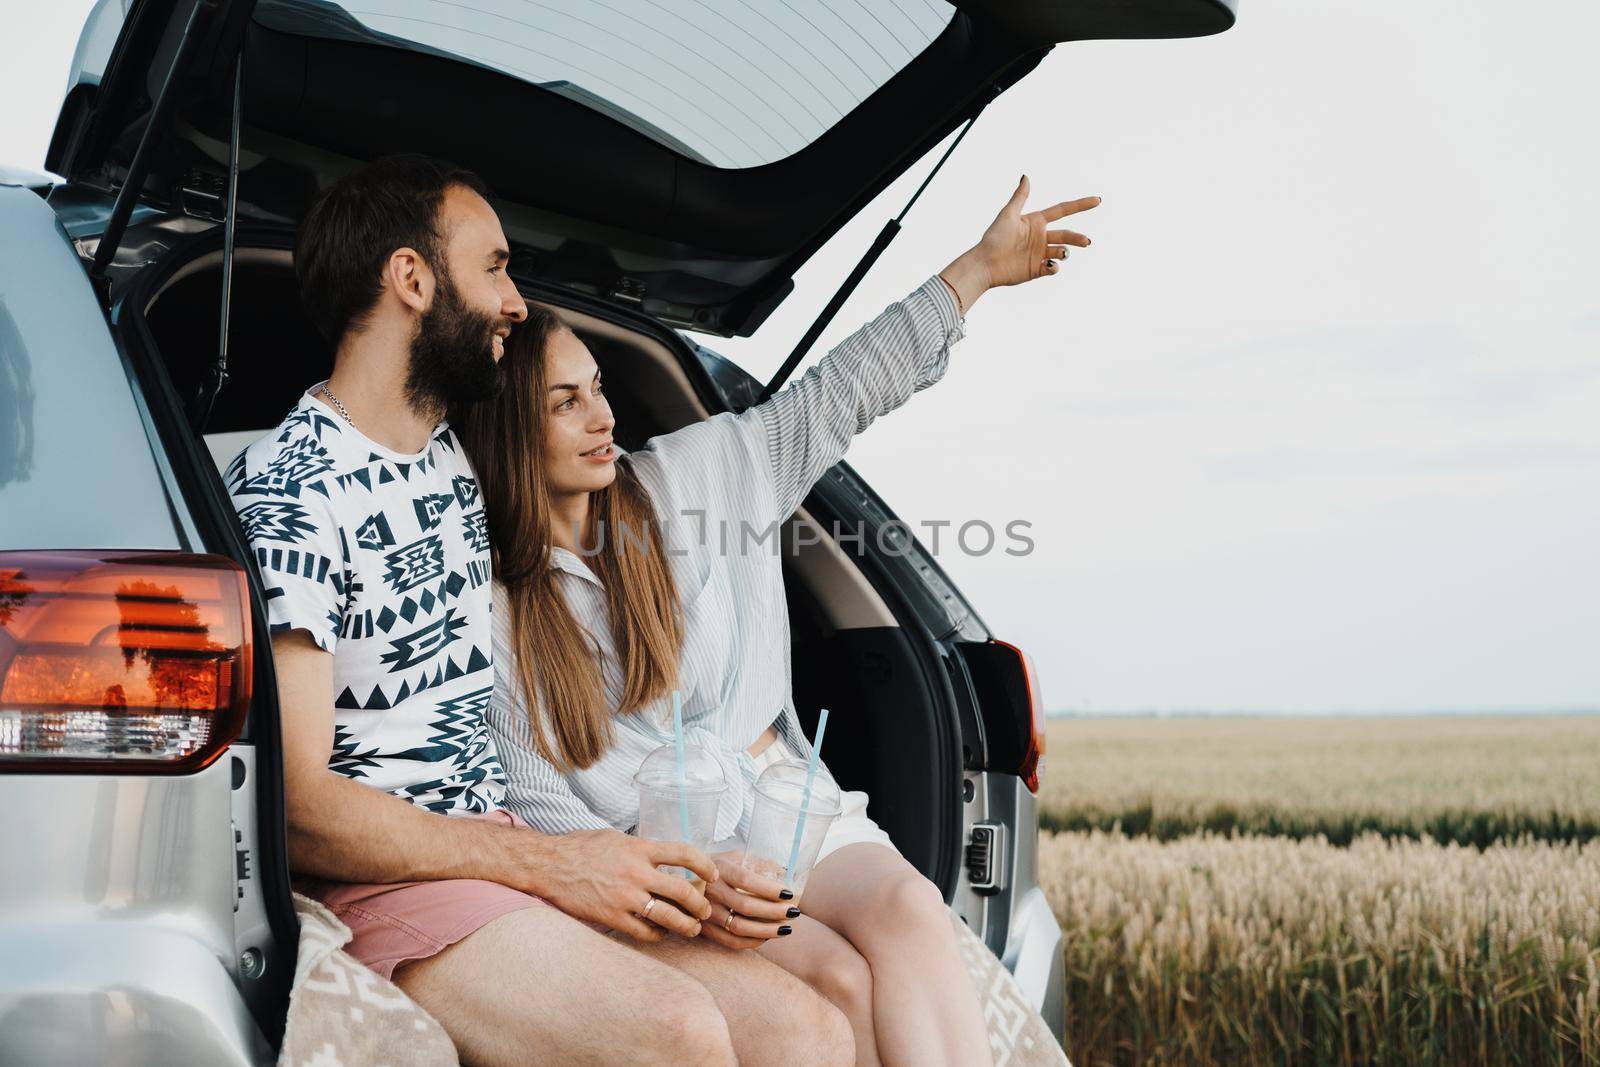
[641,897,658,920]
[723,907,737,931]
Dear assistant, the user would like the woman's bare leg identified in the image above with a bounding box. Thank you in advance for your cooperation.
[797,843,994,1067]
[757,914,883,1067]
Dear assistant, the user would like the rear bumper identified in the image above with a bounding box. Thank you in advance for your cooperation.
[0,925,273,1065]
[1003,886,1067,1043]
[0,761,273,1065]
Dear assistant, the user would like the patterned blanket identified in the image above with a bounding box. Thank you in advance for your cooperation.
[279,893,1068,1066]
[278,893,459,1067]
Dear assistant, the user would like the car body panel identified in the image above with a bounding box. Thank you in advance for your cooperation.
[0,926,271,1065]
[1005,887,1068,1037]
[0,758,272,1065]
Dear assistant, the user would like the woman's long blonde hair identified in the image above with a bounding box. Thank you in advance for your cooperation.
[453,307,682,771]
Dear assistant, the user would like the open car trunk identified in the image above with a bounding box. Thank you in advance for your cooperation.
[55,0,1235,336]
[138,233,961,883]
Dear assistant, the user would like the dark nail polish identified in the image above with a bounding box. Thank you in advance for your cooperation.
[778,925,793,936]
[779,889,795,900]
[786,907,801,919]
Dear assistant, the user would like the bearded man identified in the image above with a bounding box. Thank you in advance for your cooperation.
[225,155,851,1067]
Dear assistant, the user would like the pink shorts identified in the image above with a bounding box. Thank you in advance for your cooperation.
[296,808,553,980]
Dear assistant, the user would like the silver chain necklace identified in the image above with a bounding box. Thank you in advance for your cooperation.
[320,383,355,427]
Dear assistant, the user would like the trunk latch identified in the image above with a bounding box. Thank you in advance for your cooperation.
[610,276,646,306]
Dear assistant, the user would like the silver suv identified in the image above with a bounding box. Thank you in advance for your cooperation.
[0,1,1235,1061]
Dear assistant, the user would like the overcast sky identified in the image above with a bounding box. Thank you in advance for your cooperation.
[4,0,1596,712]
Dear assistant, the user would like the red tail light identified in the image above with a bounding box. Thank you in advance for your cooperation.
[956,637,1047,793]
[991,639,1045,793]
[0,551,252,772]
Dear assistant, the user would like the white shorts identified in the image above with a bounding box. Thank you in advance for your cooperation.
[748,732,898,865]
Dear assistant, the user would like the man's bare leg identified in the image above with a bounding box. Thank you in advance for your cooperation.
[628,933,855,1067]
[394,906,736,1067]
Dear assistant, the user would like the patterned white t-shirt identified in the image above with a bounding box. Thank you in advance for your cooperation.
[226,385,505,814]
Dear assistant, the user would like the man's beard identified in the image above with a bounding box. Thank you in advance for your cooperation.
[405,267,505,417]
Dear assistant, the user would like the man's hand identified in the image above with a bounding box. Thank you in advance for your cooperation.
[940,175,1100,311]
[697,852,798,951]
[517,829,720,943]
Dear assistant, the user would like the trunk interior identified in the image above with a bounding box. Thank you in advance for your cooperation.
[139,242,957,886]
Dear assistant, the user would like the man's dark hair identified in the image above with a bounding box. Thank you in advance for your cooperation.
[295,154,489,345]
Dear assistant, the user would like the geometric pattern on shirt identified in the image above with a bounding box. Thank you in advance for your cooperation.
[401,761,499,814]
[414,491,455,531]
[363,568,471,636]
[386,685,494,764]
[379,608,467,672]
[461,508,490,554]
[370,448,437,489]
[354,512,396,551]
[383,534,445,593]
[334,643,490,711]
[280,403,345,443]
[329,722,387,780]
[229,394,506,816]
[253,544,342,592]
[393,687,502,813]
[237,500,320,544]
[233,436,335,499]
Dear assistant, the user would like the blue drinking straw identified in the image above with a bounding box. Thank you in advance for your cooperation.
[785,707,831,883]
[671,690,693,878]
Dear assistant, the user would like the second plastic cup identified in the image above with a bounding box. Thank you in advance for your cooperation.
[739,759,843,899]
[634,742,727,889]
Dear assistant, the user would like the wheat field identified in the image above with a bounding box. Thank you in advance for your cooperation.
[1036,715,1600,1065]
[1041,715,1600,845]
[1043,829,1600,1066]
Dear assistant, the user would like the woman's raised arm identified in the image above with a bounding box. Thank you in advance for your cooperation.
[628,177,1098,531]
[747,176,1100,523]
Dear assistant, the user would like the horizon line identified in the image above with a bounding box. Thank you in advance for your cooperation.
[1046,707,1600,719]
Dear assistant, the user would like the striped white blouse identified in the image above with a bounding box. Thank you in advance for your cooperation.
[486,274,967,842]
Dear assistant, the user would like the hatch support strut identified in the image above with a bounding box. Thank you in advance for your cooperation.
[87,0,218,302]
[757,89,998,405]
[189,55,244,433]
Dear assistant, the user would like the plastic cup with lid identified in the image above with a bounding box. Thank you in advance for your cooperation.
[739,759,843,899]
[634,742,727,890]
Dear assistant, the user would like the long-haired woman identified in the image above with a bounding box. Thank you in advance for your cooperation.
[456,177,1096,1067]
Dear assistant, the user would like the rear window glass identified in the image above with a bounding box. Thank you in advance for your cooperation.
[255,0,958,169]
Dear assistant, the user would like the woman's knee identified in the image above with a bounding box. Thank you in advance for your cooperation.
[865,870,950,939]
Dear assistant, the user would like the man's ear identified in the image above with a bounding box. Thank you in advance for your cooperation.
[383,246,433,315]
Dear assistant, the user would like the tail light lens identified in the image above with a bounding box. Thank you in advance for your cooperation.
[995,640,1045,793]
[0,551,252,772]
[957,638,1046,793]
